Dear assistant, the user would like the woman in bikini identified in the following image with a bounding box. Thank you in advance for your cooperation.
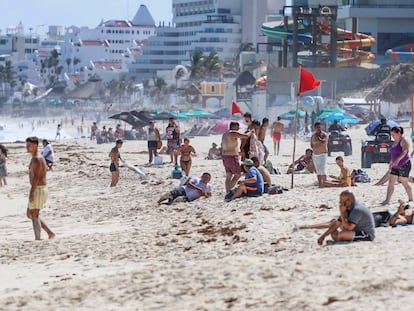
[175,138,196,177]
[109,139,123,187]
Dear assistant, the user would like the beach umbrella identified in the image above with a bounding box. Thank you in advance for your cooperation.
[214,107,231,118]
[182,108,219,119]
[324,112,360,124]
[170,111,190,119]
[279,109,306,119]
[365,119,400,136]
[109,112,146,128]
[210,120,247,134]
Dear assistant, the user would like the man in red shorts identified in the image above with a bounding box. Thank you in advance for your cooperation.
[271,116,284,156]
[221,122,251,193]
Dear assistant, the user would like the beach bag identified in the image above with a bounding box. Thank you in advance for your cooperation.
[372,211,391,227]
[354,169,371,183]
[157,140,162,149]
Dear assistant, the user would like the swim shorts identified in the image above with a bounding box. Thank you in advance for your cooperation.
[313,153,328,175]
[110,162,117,172]
[222,155,241,174]
[272,132,281,141]
[28,185,48,210]
[391,161,411,178]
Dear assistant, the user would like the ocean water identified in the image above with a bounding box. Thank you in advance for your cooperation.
[0,121,77,143]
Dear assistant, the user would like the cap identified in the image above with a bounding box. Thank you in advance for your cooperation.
[242,159,254,166]
[212,142,218,148]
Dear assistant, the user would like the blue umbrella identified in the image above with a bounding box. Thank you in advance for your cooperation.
[365,119,399,136]
[324,112,360,124]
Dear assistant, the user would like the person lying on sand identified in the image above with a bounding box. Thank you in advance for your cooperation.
[389,199,414,226]
[298,190,375,245]
[158,172,212,205]
[287,148,315,174]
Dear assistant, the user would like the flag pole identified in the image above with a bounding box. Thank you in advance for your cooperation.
[291,66,301,189]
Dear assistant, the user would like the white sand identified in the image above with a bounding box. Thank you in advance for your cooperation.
[1,121,414,310]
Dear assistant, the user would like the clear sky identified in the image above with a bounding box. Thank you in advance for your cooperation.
[0,0,172,34]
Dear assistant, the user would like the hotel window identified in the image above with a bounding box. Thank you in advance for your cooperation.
[211,85,215,93]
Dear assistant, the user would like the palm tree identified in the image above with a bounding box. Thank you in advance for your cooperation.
[73,57,81,72]
[189,50,204,82]
[174,66,186,88]
[202,52,223,79]
[65,58,72,72]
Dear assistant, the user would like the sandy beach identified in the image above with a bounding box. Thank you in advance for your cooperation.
[1,120,414,311]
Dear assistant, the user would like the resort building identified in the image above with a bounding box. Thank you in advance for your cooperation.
[60,4,157,73]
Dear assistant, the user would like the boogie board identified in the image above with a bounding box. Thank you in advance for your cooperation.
[120,158,146,179]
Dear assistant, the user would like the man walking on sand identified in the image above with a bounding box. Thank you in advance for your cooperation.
[26,136,55,240]
[221,122,251,193]
[311,122,328,188]
[271,117,284,155]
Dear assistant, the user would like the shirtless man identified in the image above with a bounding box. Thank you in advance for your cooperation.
[26,137,55,240]
[251,156,272,193]
[310,122,328,188]
[271,117,284,155]
[240,112,253,160]
[221,122,251,193]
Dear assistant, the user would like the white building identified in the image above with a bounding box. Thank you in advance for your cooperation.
[60,4,156,73]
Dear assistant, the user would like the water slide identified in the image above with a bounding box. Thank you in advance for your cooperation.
[385,44,414,61]
[261,19,376,67]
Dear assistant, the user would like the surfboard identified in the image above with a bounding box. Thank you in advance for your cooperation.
[120,158,146,179]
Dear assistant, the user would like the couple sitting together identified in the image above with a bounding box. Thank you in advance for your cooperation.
[225,156,270,202]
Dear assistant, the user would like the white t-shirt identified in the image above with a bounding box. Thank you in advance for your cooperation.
[184,177,212,201]
[42,144,54,162]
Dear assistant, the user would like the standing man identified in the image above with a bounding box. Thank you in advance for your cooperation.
[258,117,270,162]
[311,122,328,188]
[166,117,180,164]
[147,121,160,165]
[55,124,61,141]
[25,137,55,240]
[240,112,253,160]
[221,122,251,193]
[271,117,284,156]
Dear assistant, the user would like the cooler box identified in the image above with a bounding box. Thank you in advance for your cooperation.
[154,156,163,165]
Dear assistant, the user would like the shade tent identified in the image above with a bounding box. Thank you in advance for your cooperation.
[323,112,360,124]
[210,120,247,134]
[181,108,219,118]
[109,112,146,128]
[279,109,306,119]
[213,108,231,118]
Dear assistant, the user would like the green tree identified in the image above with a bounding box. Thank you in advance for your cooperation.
[174,66,186,88]
[65,58,72,72]
[73,57,81,72]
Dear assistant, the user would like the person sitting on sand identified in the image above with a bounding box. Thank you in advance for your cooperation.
[207,142,222,160]
[251,156,272,193]
[287,148,315,174]
[225,159,264,202]
[41,139,55,170]
[389,199,414,226]
[299,190,375,245]
[323,156,353,187]
[157,172,212,205]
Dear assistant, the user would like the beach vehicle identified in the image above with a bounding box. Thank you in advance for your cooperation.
[361,133,392,168]
[327,130,352,156]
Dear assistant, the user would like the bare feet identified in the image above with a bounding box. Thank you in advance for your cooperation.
[48,232,56,240]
